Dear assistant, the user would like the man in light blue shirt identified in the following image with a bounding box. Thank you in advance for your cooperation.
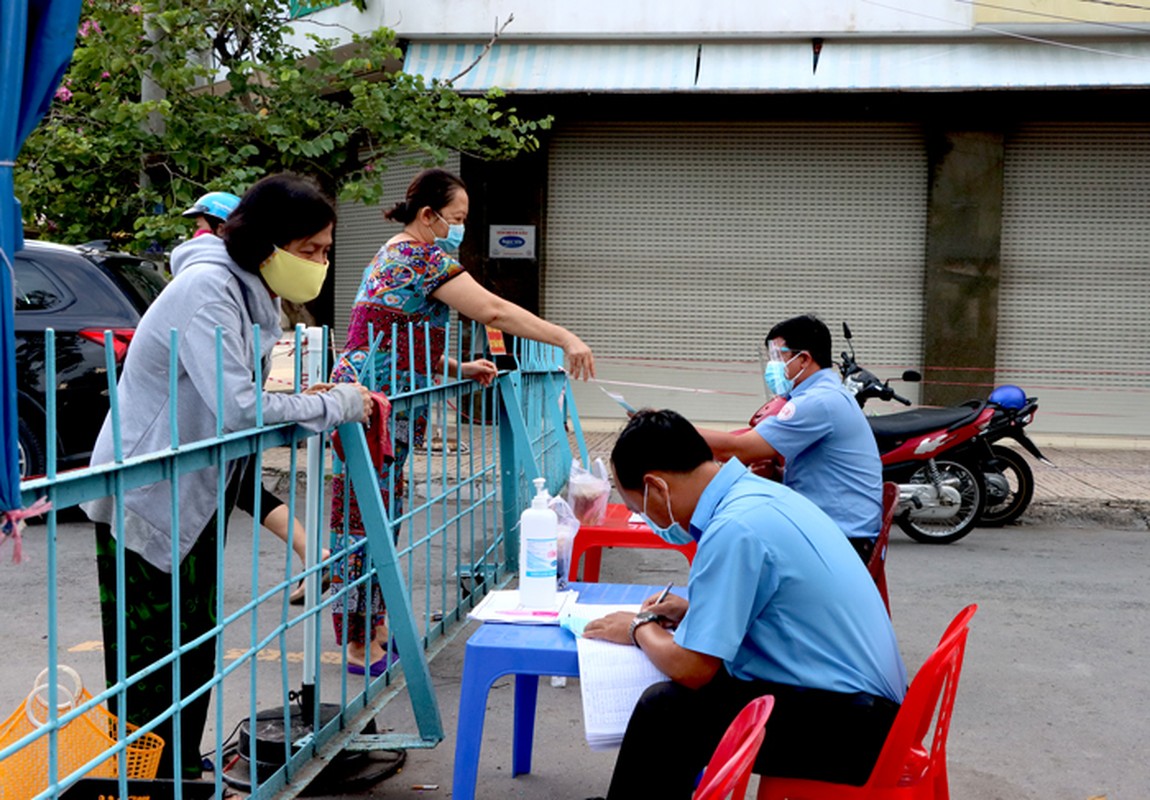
[701,314,883,560]
[585,410,906,799]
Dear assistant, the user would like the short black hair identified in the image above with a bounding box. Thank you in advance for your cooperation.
[611,409,714,491]
[384,168,467,224]
[766,314,832,368]
[221,173,336,273]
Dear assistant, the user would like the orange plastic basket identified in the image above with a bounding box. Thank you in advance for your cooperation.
[0,667,164,799]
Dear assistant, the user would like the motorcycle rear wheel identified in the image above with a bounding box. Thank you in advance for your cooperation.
[896,458,986,544]
[980,444,1035,527]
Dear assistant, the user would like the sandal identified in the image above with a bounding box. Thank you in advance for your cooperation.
[288,569,331,605]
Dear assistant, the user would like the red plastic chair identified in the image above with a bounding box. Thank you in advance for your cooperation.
[867,482,899,615]
[756,604,978,800]
[568,503,697,582]
[693,695,776,800]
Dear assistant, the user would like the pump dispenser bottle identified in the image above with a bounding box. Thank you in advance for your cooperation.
[519,477,558,609]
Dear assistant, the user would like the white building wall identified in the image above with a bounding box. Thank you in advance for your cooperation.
[289,0,973,47]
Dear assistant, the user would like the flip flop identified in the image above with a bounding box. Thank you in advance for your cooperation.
[288,569,332,605]
[347,647,401,677]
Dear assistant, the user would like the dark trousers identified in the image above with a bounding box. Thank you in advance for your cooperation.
[850,536,876,563]
[95,521,223,780]
[605,670,899,799]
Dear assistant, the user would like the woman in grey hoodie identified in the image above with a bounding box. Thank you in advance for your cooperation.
[84,174,370,781]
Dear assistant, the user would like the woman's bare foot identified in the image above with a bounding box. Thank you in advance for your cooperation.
[347,639,386,668]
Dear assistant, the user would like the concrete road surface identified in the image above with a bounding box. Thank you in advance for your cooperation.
[4,521,1147,799]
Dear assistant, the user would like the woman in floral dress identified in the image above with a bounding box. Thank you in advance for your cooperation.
[330,168,595,672]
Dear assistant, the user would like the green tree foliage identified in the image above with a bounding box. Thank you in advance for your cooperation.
[17,0,548,251]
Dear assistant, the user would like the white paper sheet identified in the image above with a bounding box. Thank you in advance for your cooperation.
[467,589,579,625]
[569,603,671,750]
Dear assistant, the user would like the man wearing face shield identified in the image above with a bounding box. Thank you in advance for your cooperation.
[697,314,882,560]
[583,410,905,799]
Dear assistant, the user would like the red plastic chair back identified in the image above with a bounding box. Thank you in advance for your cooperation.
[867,482,899,614]
[693,695,775,800]
[868,604,977,798]
[757,604,978,800]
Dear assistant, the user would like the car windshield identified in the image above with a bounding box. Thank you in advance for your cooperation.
[101,256,168,314]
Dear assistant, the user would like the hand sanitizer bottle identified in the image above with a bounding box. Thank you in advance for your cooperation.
[519,477,558,610]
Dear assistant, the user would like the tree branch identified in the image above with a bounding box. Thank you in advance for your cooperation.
[446,13,514,86]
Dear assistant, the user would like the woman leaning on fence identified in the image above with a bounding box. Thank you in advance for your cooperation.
[82,173,371,781]
[328,167,595,674]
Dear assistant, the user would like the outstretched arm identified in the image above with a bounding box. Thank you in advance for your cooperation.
[432,272,595,380]
[698,426,779,464]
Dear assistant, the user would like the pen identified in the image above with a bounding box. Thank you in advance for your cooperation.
[653,582,673,606]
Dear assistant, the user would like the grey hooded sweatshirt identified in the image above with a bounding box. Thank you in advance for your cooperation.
[83,234,364,571]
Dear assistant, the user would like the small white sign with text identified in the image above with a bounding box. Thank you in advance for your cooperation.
[489,225,536,259]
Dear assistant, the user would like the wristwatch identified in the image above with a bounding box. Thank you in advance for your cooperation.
[629,611,665,647]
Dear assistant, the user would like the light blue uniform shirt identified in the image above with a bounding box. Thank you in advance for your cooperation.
[754,368,883,541]
[674,460,906,702]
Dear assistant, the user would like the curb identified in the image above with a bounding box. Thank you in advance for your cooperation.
[1012,499,1150,532]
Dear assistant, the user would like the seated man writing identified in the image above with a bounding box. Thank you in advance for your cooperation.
[584,409,905,799]
[697,314,883,560]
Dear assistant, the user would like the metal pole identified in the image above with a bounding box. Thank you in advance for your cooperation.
[301,326,324,726]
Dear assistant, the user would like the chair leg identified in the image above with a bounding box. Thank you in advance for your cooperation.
[512,674,541,776]
[452,649,493,800]
[583,547,604,582]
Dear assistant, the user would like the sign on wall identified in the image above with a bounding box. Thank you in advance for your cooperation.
[489,225,536,259]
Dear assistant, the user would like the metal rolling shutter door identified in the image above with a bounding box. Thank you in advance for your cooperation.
[333,155,460,352]
[545,121,928,424]
[999,124,1150,437]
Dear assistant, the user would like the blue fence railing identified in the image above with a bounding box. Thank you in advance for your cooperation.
[0,320,583,799]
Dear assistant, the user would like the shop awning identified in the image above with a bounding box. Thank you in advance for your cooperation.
[403,38,1150,93]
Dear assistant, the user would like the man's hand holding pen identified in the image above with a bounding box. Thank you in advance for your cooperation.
[583,583,684,646]
[642,582,687,626]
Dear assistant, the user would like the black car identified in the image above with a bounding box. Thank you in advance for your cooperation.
[13,241,168,479]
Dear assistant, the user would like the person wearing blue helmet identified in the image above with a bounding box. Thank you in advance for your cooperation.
[172,191,242,276]
[181,190,241,236]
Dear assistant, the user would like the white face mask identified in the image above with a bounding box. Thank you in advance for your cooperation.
[259,247,328,303]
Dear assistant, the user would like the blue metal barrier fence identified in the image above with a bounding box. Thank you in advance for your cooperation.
[0,320,585,799]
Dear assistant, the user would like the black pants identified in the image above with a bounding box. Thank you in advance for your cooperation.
[95,521,224,780]
[850,536,876,563]
[234,457,283,523]
[604,670,899,799]
[93,462,243,780]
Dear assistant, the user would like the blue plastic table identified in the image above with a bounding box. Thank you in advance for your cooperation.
[452,582,668,800]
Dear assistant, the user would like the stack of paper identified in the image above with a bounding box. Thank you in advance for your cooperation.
[567,603,671,750]
[466,589,579,624]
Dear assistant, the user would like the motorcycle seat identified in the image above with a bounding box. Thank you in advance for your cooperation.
[867,406,981,442]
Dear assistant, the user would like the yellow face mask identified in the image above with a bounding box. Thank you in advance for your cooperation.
[259,247,329,303]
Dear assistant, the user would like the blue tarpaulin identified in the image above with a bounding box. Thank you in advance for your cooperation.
[1,0,84,523]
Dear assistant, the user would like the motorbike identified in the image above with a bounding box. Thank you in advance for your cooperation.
[838,322,1051,538]
[747,323,1050,544]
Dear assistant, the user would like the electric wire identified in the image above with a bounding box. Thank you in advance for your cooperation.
[955,0,1150,33]
[861,0,1150,61]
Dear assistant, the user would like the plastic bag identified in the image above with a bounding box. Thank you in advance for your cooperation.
[567,457,611,527]
[549,494,580,590]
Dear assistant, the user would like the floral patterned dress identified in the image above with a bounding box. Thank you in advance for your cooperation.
[328,240,463,646]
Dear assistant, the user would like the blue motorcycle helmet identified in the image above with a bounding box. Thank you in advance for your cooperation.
[182,191,241,228]
[989,384,1027,409]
